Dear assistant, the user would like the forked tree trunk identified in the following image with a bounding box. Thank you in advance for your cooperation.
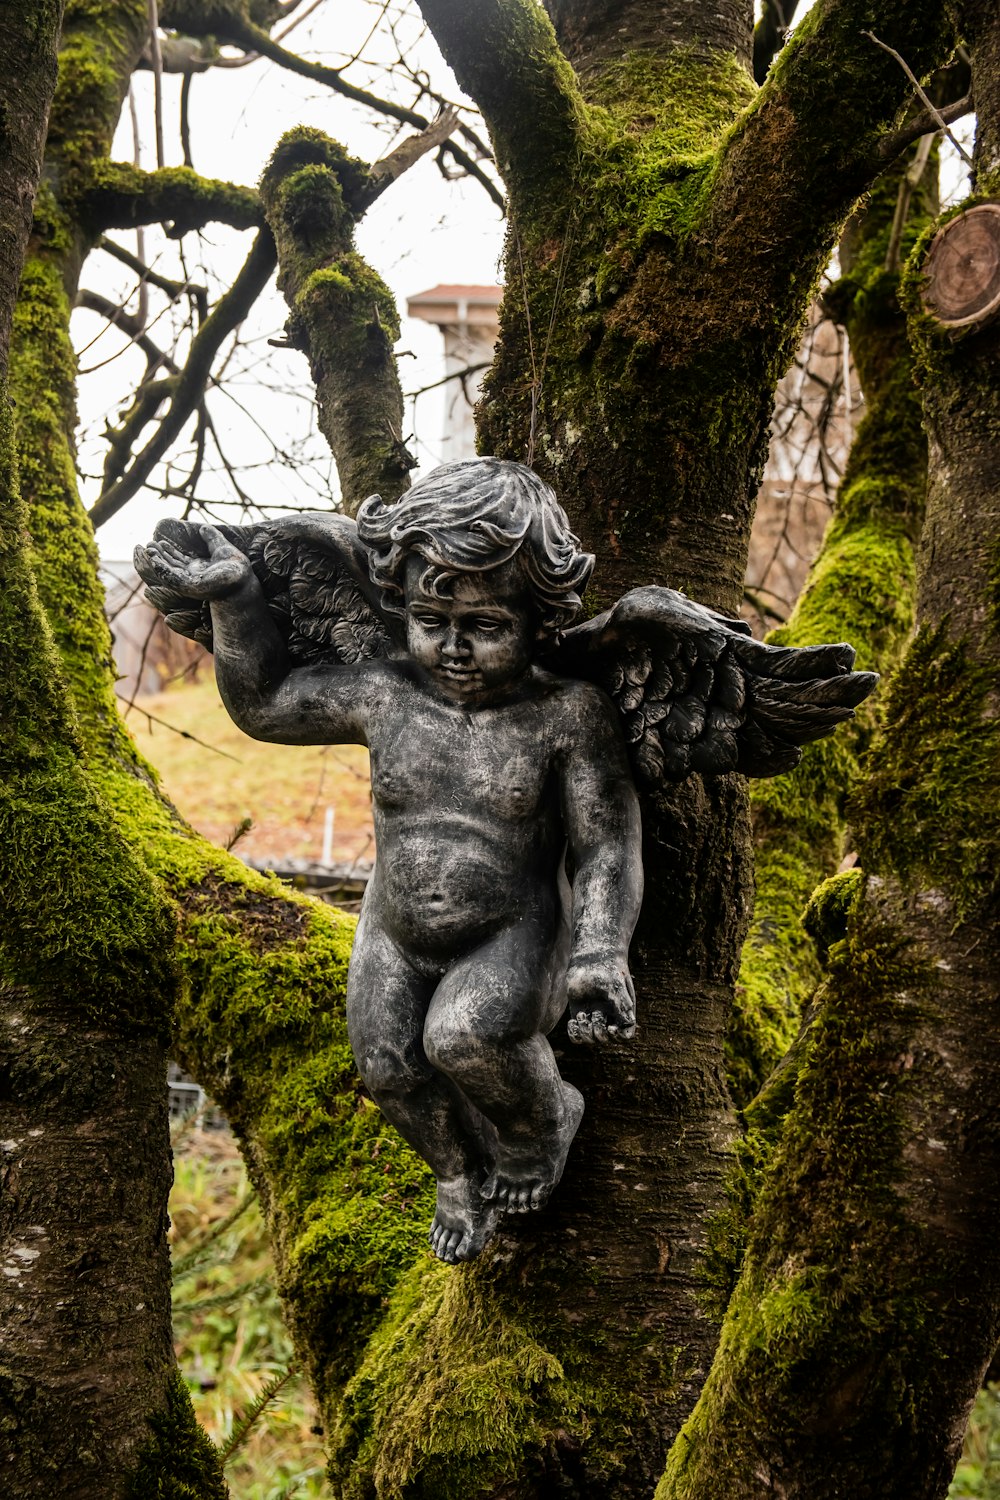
[325,3,955,1496]
[658,7,1000,1495]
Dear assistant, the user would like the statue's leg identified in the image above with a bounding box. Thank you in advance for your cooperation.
[347,911,500,1263]
[422,924,584,1214]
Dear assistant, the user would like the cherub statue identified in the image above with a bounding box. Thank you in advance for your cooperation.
[136,458,875,1263]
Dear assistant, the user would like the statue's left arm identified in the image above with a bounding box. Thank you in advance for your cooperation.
[558,683,644,1044]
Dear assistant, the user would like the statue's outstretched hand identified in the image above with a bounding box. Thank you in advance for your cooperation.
[566,955,636,1045]
[135,524,252,601]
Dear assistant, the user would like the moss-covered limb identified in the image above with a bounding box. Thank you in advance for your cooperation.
[544,0,753,82]
[729,155,935,1105]
[85,758,435,1444]
[752,0,803,84]
[416,0,587,202]
[0,0,64,380]
[0,385,195,1496]
[700,0,954,347]
[75,159,262,234]
[260,128,414,510]
[88,227,276,529]
[123,1372,229,1500]
[659,871,1000,1500]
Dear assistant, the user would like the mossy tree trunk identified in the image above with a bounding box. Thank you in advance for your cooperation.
[657,6,1000,1495]
[0,5,221,1496]
[730,139,939,1106]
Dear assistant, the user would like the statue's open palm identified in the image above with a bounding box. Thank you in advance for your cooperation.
[135,525,251,601]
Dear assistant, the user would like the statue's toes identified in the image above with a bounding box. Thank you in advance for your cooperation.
[480,1172,499,1202]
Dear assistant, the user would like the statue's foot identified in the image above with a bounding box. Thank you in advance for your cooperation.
[481,1085,584,1214]
[429,1174,501,1264]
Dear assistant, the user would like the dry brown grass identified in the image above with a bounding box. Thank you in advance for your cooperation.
[123,671,374,866]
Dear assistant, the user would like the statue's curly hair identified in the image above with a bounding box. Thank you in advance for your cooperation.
[356,458,594,638]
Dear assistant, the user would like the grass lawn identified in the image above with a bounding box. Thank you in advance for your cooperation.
[123,670,374,867]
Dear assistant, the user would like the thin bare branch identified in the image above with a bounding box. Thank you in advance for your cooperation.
[879,92,974,162]
[863,31,975,167]
[76,288,179,374]
[89,229,276,528]
[214,14,505,210]
[146,0,165,167]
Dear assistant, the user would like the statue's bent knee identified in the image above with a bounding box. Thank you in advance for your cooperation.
[361,1044,430,1098]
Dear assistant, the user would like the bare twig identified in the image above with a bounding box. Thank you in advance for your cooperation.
[76,288,179,375]
[863,32,974,168]
[880,93,973,162]
[121,700,243,762]
[99,236,205,299]
[221,16,505,211]
[146,0,165,168]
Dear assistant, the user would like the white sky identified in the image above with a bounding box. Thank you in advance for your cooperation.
[82,1,507,560]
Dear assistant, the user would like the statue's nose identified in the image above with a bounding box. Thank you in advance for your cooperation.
[442,626,471,659]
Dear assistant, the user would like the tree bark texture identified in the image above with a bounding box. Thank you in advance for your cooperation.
[657,9,1000,1495]
[3,3,988,1499]
[730,143,937,1105]
[0,5,224,1495]
[0,2,62,382]
[319,4,956,1496]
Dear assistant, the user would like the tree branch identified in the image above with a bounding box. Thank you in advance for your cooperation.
[76,288,179,374]
[259,127,415,510]
[880,93,974,161]
[77,162,262,235]
[863,30,975,167]
[416,0,585,201]
[89,228,276,528]
[160,6,505,210]
[99,236,206,300]
[699,0,955,351]
[365,105,460,202]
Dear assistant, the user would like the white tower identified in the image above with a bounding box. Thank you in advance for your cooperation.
[406,284,502,461]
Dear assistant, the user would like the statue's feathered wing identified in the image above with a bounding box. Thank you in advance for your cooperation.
[545,587,878,785]
[136,512,399,665]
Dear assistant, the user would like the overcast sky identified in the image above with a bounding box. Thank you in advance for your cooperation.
[85,0,942,566]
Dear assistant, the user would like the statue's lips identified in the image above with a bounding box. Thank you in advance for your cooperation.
[434,664,481,682]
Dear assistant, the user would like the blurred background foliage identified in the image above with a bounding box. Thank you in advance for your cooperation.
[170,1121,327,1499]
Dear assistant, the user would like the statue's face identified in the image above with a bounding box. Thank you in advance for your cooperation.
[403,556,537,704]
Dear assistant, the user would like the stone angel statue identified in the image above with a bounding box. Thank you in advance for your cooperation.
[135,458,876,1263]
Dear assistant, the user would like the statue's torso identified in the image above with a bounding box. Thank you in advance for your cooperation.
[365,668,570,959]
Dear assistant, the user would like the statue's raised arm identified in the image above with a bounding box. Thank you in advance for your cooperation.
[134,512,400,746]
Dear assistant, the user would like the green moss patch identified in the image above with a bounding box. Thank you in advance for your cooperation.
[854,626,1000,916]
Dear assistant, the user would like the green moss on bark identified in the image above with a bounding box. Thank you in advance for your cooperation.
[854,626,1000,915]
[328,1255,660,1500]
[0,391,176,1028]
[660,888,938,1498]
[123,1371,229,1500]
[728,154,931,1107]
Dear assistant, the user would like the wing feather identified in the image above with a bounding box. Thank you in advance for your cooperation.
[546,585,878,788]
[136,511,397,668]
